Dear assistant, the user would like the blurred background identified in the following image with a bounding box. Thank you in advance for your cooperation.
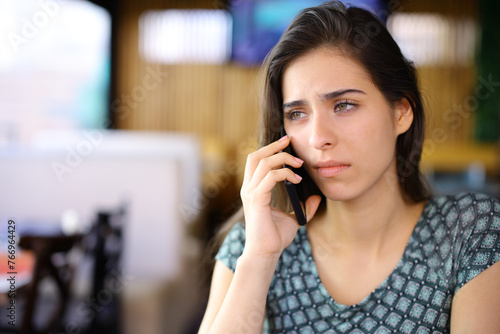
[0,0,498,333]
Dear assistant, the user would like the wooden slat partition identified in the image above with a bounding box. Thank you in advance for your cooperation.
[419,65,476,144]
[115,0,261,147]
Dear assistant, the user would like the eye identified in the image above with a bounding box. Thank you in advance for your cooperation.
[334,100,356,113]
[285,110,305,121]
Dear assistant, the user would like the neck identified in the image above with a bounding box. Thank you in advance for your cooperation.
[308,174,425,258]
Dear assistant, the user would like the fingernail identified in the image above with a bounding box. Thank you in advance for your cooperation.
[295,157,304,164]
[279,135,288,141]
[295,174,302,181]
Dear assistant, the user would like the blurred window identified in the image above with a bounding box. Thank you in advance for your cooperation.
[387,13,477,66]
[0,0,111,144]
[139,9,232,64]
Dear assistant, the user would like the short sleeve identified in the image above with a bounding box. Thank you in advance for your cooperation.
[454,192,500,293]
[215,222,246,272]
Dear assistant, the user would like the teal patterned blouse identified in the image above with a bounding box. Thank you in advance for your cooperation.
[215,192,500,333]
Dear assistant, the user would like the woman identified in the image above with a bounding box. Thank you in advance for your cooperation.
[199,1,500,333]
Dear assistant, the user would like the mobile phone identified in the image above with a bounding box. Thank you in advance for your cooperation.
[280,126,308,226]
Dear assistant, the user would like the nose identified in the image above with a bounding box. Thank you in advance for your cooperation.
[308,110,336,150]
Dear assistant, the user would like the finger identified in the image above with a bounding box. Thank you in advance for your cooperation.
[242,136,290,187]
[247,168,302,205]
[305,195,322,223]
[248,152,303,191]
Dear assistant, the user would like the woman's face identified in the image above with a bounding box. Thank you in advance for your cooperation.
[282,48,412,202]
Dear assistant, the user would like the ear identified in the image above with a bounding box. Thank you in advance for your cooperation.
[394,97,414,135]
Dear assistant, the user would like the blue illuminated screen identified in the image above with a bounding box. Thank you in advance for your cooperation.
[231,0,388,65]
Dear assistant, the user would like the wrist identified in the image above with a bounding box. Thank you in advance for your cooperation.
[237,251,280,274]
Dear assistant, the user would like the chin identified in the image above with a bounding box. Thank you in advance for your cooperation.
[319,184,362,202]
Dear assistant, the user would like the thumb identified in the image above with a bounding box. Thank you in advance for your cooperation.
[304,195,322,223]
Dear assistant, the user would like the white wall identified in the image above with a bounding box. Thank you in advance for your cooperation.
[0,130,201,281]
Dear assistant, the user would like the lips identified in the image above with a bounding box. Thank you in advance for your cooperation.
[312,160,351,177]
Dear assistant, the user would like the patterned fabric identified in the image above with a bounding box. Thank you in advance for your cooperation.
[215,192,500,333]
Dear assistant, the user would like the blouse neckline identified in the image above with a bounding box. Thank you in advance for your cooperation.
[297,198,434,311]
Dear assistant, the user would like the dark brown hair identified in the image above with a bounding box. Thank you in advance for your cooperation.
[260,0,430,211]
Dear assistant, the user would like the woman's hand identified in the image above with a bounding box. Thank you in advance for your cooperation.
[240,135,322,259]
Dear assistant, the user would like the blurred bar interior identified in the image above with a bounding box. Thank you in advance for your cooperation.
[0,0,498,333]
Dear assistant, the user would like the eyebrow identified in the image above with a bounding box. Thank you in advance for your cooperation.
[282,89,366,111]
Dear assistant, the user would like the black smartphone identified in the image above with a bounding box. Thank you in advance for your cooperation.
[280,126,320,226]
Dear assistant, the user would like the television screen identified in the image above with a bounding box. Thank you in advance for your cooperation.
[231,0,388,65]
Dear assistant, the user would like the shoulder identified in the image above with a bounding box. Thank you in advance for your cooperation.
[215,222,246,272]
[221,221,246,243]
[428,192,500,290]
[423,191,500,248]
[426,191,499,225]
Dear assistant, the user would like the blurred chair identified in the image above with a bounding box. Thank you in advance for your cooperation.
[0,232,82,334]
[83,204,126,334]
[20,234,82,334]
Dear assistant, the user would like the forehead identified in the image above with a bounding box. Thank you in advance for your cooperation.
[282,48,373,97]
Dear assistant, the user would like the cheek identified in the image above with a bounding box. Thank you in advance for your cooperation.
[290,138,307,159]
[287,127,309,156]
[351,115,397,162]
